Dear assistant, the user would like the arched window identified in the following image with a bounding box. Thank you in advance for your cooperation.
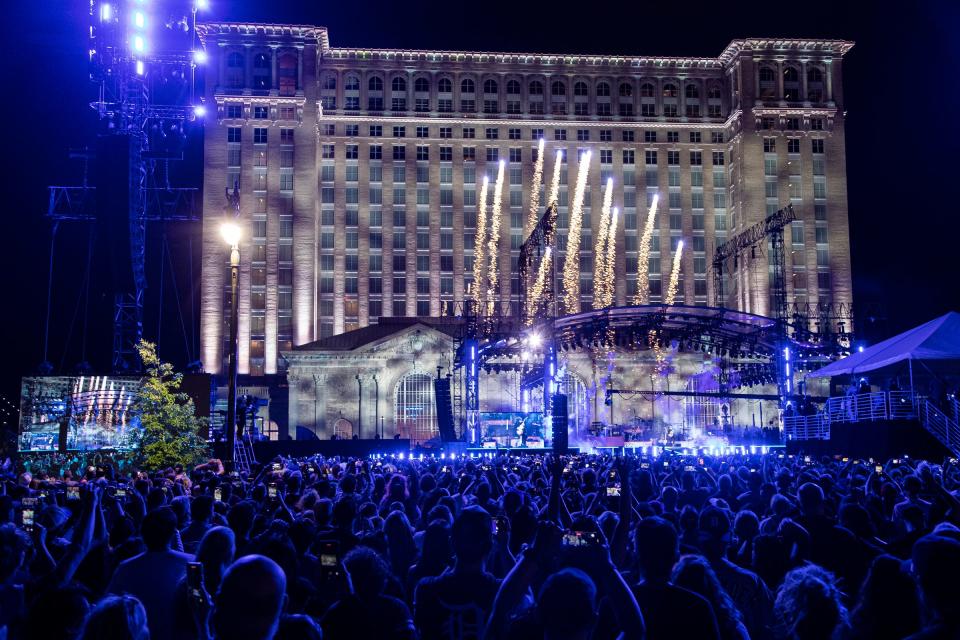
[368,76,383,91]
[395,373,436,444]
[227,52,244,67]
[414,77,429,92]
[640,83,655,98]
[596,82,610,97]
[461,78,475,93]
[278,52,297,96]
[574,81,589,97]
[482,79,497,94]
[783,67,799,83]
[438,77,452,93]
[253,53,270,69]
[685,83,699,99]
[619,82,633,97]
[392,76,406,92]
[758,66,776,83]
[345,75,360,91]
[807,67,824,83]
[322,75,337,90]
[707,85,721,100]
[331,418,353,440]
[529,80,544,95]
[506,79,520,94]
[662,83,678,97]
[551,80,566,96]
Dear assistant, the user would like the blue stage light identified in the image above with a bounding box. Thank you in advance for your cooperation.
[193,49,207,64]
[133,35,145,52]
[134,11,145,28]
[100,3,112,21]
[193,105,206,118]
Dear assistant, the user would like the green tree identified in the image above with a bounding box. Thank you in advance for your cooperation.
[133,340,208,470]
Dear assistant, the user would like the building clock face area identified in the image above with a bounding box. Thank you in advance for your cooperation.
[198,25,852,439]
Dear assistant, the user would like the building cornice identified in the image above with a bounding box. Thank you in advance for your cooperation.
[197,24,853,69]
[718,38,855,66]
[198,22,330,50]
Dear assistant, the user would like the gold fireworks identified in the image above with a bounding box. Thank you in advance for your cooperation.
[593,177,614,309]
[633,193,660,306]
[526,138,545,235]
[548,149,563,208]
[526,246,553,324]
[472,176,489,310]
[487,160,506,315]
[665,240,684,305]
[562,150,591,315]
[602,207,619,307]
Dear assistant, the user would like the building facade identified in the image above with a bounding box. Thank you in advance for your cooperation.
[198,24,854,381]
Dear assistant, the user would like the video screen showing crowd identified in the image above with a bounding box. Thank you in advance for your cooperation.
[3,447,960,640]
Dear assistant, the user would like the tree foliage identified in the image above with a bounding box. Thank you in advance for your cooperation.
[133,340,208,470]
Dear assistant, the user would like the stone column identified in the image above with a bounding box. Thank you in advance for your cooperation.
[270,45,278,92]
[287,373,300,439]
[776,60,784,102]
[801,60,808,103]
[244,43,253,95]
[312,372,328,435]
[218,42,226,92]
[297,46,304,93]
[826,59,834,103]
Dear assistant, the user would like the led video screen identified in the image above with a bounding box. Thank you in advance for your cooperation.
[19,376,142,452]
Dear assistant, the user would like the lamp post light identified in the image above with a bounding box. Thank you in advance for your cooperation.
[221,221,241,468]
[355,374,363,439]
[372,373,379,439]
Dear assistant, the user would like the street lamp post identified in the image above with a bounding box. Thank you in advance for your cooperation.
[373,374,379,438]
[355,374,363,438]
[221,221,241,469]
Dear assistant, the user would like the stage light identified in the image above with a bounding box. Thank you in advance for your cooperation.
[135,60,145,75]
[220,222,241,247]
[133,35,145,52]
[193,105,206,118]
[529,332,542,348]
[134,11,146,28]
[441,453,446,459]
[857,345,864,353]
[196,0,209,8]
[100,3,112,21]
[193,49,207,64]
[419,453,424,460]
[398,453,405,460]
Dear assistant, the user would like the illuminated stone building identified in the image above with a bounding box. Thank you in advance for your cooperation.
[196,24,853,437]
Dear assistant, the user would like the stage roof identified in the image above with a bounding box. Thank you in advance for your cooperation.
[808,312,960,378]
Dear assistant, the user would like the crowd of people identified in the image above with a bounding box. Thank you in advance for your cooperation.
[2,448,960,640]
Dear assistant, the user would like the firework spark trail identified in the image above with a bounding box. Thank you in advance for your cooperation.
[562,150,592,315]
[665,239,684,305]
[472,176,489,309]
[593,177,614,309]
[526,246,552,324]
[547,149,563,207]
[487,160,506,315]
[603,207,620,307]
[526,138,545,235]
[633,193,660,305]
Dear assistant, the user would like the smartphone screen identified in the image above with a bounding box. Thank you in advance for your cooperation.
[267,483,277,498]
[561,530,600,547]
[214,488,222,502]
[875,465,883,473]
[319,541,340,577]
[67,486,80,500]
[493,516,508,536]
[606,484,621,497]
[116,488,126,498]
[21,497,36,531]
[684,465,695,472]
[641,463,650,469]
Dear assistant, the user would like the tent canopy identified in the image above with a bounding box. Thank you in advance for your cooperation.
[808,312,960,378]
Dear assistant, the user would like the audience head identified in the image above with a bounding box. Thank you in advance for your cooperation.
[140,506,178,552]
[452,506,493,566]
[775,565,848,640]
[635,516,678,581]
[80,595,149,640]
[213,555,287,640]
[537,568,598,640]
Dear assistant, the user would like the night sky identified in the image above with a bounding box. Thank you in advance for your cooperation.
[2,0,958,405]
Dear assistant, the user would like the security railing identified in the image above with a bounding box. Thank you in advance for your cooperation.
[783,391,960,457]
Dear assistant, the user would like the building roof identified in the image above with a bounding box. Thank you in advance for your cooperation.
[808,312,960,378]
[196,25,853,67]
[292,317,462,352]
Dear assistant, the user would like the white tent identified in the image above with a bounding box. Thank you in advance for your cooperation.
[808,312,960,379]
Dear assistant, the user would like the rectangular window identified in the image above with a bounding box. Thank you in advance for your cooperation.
[623,149,635,164]
[254,128,268,144]
[439,127,452,139]
[787,138,801,154]
[690,151,702,166]
[712,151,724,166]
[463,147,476,161]
[812,139,825,154]
[645,150,658,165]
[416,145,429,161]
[369,125,382,137]
[667,151,680,165]
[763,138,776,153]
[486,148,499,162]
[393,145,406,160]
[345,144,358,159]
[644,131,657,143]
[485,127,499,140]
[416,126,429,138]
[508,128,521,140]
[462,127,475,139]
[554,129,567,141]
[577,129,590,141]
